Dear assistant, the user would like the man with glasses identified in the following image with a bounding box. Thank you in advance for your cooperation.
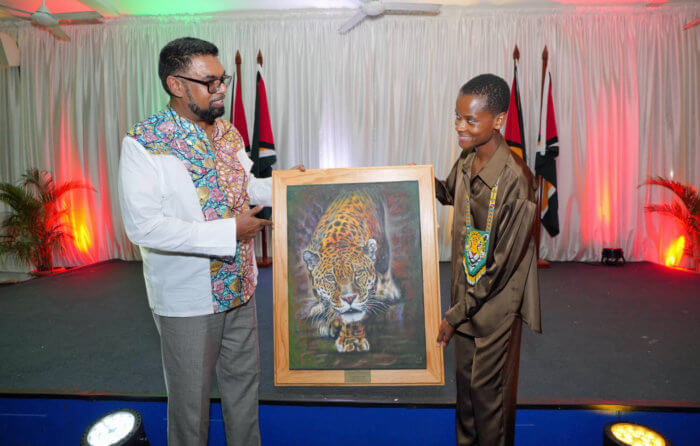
[118,37,299,446]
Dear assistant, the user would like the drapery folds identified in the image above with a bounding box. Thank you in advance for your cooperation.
[0,5,697,269]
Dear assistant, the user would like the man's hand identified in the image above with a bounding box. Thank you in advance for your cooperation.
[436,318,456,347]
[290,164,306,172]
[236,205,273,241]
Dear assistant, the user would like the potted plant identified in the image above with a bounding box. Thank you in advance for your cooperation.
[643,176,699,272]
[0,169,91,275]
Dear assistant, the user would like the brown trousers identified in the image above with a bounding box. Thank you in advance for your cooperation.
[454,315,522,446]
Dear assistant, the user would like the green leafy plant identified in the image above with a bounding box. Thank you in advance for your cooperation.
[643,176,700,271]
[0,169,91,272]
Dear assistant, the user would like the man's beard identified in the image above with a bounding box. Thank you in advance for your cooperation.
[185,86,225,124]
[188,101,224,124]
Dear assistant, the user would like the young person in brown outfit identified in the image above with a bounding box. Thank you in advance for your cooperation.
[435,74,542,446]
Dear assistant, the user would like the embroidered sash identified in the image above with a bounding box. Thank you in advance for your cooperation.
[127,107,255,312]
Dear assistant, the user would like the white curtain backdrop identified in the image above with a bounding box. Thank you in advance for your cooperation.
[0,4,698,270]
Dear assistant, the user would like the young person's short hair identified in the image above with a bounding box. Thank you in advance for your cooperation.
[459,74,510,116]
[158,37,219,96]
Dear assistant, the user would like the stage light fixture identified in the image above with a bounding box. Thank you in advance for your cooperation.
[603,421,671,446]
[81,408,149,446]
[601,248,625,266]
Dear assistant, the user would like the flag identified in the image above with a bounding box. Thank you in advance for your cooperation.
[251,63,277,219]
[535,73,560,237]
[504,63,526,160]
[231,71,250,150]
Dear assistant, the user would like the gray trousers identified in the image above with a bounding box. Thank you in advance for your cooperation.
[454,315,522,446]
[153,298,261,446]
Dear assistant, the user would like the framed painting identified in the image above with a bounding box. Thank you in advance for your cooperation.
[272,165,444,386]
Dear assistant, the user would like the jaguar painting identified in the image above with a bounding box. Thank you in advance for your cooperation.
[301,190,401,352]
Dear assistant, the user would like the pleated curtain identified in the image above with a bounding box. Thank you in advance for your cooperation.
[0,4,698,270]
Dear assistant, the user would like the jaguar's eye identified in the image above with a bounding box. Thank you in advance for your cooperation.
[354,270,370,284]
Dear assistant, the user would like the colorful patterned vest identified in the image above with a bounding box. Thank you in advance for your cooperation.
[127,106,256,313]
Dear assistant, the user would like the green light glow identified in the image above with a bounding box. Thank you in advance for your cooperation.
[116,0,244,15]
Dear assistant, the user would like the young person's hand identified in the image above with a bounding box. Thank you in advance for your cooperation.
[436,318,456,347]
[236,205,273,241]
[290,164,306,172]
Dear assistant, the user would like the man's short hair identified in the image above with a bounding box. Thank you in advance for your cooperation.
[459,74,510,116]
[158,37,219,96]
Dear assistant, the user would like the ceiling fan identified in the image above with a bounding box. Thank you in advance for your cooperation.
[339,0,441,34]
[645,0,699,29]
[683,19,699,30]
[0,0,115,41]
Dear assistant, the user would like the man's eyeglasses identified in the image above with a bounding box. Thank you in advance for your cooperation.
[173,74,232,94]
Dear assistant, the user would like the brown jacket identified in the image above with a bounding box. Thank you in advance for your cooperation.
[435,137,541,337]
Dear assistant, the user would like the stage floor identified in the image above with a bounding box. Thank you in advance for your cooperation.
[0,260,698,408]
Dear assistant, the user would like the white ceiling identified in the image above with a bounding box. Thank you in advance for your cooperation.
[0,0,667,17]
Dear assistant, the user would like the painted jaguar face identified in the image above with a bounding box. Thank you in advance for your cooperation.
[303,239,378,322]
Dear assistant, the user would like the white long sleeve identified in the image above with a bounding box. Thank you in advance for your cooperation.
[238,149,272,207]
[118,136,238,257]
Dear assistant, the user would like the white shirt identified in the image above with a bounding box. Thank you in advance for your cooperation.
[118,136,272,317]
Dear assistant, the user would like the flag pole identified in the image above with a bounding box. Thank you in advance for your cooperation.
[232,50,251,150]
[231,51,242,126]
[539,46,548,129]
[235,50,242,94]
[537,46,550,268]
[505,44,526,160]
[256,49,272,268]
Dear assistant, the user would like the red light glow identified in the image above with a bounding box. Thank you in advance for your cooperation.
[597,181,612,227]
[664,236,685,267]
[68,207,93,254]
[53,104,104,266]
[554,0,657,3]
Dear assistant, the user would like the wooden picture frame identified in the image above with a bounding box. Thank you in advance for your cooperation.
[272,166,444,386]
